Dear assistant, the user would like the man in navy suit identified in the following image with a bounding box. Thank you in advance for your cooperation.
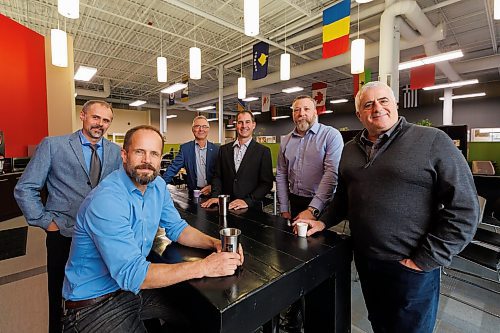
[14,100,122,333]
[201,111,273,210]
[162,115,219,196]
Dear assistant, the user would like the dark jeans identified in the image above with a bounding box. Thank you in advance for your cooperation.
[354,253,440,333]
[62,289,191,333]
[46,230,72,333]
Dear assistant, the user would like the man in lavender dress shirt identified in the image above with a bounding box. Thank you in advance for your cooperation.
[276,95,343,333]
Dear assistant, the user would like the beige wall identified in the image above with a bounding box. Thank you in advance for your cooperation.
[45,35,76,136]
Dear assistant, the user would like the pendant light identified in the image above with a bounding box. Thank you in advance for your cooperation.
[51,20,68,68]
[157,35,167,82]
[244,0,259,36]
[190,2,201,80]
[237,35,246,99]
[495,0,500,20]
[350,3,365,74]
[280,7,290,81]
[58,0,79,19]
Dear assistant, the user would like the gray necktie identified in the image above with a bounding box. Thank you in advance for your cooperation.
[89,144,101,188]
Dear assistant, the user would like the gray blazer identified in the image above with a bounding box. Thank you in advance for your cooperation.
[14,131,122,237]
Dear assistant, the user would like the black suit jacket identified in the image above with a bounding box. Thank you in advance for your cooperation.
[211,139,273,208]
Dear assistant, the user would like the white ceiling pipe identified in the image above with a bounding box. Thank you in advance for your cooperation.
[179,36,445,107]
[76,78,111,98]
[453,54,500,73]
[379,0,461,100]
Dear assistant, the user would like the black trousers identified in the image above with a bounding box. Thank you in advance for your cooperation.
[288,193,313,218]
[46,230,72,333]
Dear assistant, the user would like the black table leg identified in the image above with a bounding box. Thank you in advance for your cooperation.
[262,314,279,333]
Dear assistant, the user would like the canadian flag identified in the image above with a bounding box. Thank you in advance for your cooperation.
[312,82,327,115]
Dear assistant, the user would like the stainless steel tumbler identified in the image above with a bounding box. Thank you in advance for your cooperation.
[220,227,241,253]
[218,195,230,216]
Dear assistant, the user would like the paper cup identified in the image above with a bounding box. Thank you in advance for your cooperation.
[296,222,308,238]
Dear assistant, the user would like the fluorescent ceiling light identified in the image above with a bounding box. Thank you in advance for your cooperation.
[439,92,486,100]
[323,110,333,114]
[272,115,290,120]
[165,115,178,119]
[242,97,259,102]
[330,98,348,104]
[51,29,68,68]
[355,0,374,3]
[282,86,304,94]
[226,124,235,128]
[252,112,262,115]
[207,118,219,122]
[423,79,478,90]
[74,66,97,81]
[129,100,146,107]
[161,83,188,94]
[398,50,463,70]
[196,105,216,111]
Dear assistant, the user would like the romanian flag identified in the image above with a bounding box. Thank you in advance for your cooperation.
[322,0,351,59]
[353,68,371,97]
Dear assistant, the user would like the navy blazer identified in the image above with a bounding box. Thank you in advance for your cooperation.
[211,139,273,208]
[14,131,122,237]
[162,140,219,192]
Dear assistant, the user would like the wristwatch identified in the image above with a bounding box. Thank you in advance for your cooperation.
[307,206,320,219]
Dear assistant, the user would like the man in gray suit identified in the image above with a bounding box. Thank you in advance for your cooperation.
[14,100,122,333]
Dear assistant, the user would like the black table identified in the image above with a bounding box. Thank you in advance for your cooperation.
[151,189,352,333]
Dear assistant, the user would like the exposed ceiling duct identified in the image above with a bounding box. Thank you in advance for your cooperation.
[75,79,111,99]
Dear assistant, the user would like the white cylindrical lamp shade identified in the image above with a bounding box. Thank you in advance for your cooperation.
[58,0,79,19]
[189,47,201,80]
[350,38,365,74]
[244,0,259,36]
[238,77,246,99]
[51,29,68,68]
[495,0,500,20]
[280,53,291,81]
[157,57,167,82]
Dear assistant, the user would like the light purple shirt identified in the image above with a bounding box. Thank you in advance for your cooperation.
[276,122,343,214]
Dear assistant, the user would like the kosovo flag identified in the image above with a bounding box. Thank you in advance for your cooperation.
[253,41,269,80]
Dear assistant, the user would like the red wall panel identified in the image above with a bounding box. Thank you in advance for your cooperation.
[0,13,48,157]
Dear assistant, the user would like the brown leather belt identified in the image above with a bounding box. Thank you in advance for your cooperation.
[63,290,121,310]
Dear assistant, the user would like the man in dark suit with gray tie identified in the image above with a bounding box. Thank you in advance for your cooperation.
[14,100,122,332]
[201,110,273,210]
[162,115,219,196]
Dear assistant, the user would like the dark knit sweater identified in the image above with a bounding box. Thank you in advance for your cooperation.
[325,117,479,271]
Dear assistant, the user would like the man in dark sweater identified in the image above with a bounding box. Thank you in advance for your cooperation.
[295,81,479,333]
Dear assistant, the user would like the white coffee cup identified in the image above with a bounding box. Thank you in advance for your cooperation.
[193,189,201,198]
[296,222,308,238]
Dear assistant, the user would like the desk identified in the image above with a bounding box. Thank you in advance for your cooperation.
[151,188,352,333]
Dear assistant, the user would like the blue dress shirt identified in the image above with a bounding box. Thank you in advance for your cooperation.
[62,167,188,301]
[78,131,104,172]
[276,122,344,213]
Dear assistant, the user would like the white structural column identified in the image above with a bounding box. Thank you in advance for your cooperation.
[218,64,224,144]
[443,88,453,125]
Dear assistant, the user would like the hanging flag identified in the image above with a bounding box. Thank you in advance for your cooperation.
[252,41,269,80]
[312,82,327,115]
[353,68,372,97]
[271,105,277,121]
[322,0,350,59]
[237,99,246,112]
[410,55,435,90]
[402,85,418,108]
[181,74,189,102]
[261,93,270,112]
[168,92,175,105]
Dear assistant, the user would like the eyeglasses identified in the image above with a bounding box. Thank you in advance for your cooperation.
[192,125,210,130]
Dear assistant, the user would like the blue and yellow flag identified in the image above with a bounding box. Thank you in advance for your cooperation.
[252,41,269,80]
[237,99,246,112]
[322,0,350,59]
